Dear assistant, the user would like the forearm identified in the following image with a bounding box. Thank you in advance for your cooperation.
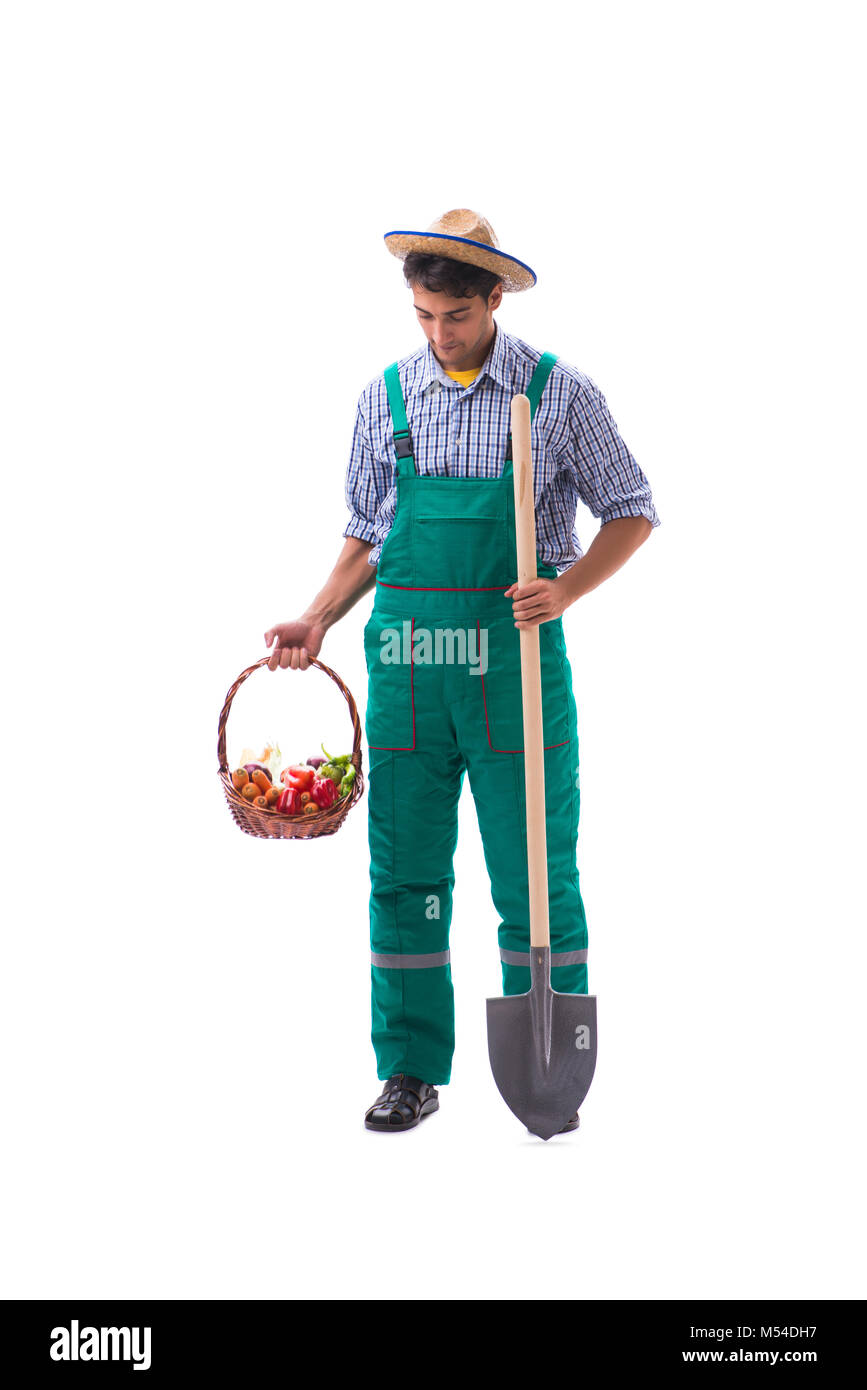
[559,516,653,606]
[303,537,377,630]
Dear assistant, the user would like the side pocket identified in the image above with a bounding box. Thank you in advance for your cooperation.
[480,618,571,753]
[363,615,417,751]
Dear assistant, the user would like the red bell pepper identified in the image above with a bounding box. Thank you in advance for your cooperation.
[276,786,302,815]
[310,775,339,810]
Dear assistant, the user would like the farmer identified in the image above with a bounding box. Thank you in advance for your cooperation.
[264,209,660,1133]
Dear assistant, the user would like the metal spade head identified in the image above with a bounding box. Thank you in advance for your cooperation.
[486,948,597,1140]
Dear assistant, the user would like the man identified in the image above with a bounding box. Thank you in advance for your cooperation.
[264,209,660,1134]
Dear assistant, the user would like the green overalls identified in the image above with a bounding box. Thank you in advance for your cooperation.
[364,353,588,1084]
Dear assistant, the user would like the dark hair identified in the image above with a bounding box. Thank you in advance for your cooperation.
[402,251,501,302]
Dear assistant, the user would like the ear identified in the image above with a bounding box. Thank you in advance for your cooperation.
[489,282,504,311]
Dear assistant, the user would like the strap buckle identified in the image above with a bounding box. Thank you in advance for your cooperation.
[393,429,414,460]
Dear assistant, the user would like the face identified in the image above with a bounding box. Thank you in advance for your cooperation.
[412,281,503,372]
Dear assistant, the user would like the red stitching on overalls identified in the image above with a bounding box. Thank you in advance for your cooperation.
[368,617,417,751]
[377,582,507,592]
[478,620,569,754]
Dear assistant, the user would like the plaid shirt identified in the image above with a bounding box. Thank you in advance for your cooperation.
[343,322,660,572]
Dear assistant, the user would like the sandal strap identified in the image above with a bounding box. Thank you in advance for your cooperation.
[388,1074,427,1104]
[365,1073,436,1121]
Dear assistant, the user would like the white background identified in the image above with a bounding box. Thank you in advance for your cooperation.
[2,1,864,1301]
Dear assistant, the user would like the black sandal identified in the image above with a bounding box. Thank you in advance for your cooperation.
[364,1074,440,1132]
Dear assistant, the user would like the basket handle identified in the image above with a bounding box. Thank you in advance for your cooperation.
[217,656,363,776]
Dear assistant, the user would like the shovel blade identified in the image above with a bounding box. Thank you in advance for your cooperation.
[486,983,597,1140]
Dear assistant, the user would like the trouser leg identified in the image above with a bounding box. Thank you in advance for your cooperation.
[460,622,589,997]
[367,741,465,1084]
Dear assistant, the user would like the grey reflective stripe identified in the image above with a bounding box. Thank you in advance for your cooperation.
[371,950,451,969]
[500,947,588,967]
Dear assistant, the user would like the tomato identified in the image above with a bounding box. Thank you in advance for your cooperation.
[284,764,315,792]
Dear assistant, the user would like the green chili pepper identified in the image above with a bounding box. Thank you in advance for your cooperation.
[321,743,351,769]
[339,766,356,797]
[319,747,344,784]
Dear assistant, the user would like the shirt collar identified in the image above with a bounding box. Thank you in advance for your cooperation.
[409,321,515,398]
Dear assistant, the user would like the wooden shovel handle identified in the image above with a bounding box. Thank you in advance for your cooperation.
[511,395,550,950]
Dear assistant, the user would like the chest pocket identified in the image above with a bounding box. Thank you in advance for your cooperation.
[413,479,506,522]
[411,479,509,590]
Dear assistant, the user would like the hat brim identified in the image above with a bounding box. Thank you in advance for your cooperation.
[384,230,536,292]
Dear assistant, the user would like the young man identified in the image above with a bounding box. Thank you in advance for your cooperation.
[264,209,660,1133]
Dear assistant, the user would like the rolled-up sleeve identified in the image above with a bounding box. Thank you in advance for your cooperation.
[567,380,660,529]
[343,396,382,545]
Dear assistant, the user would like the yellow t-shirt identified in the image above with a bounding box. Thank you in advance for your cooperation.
[444,367,481,388]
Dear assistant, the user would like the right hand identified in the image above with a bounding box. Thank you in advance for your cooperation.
[264,618,326,672]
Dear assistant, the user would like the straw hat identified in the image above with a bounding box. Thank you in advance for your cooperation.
[384,208,536,292]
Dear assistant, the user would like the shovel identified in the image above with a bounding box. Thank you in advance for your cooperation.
[486,394,598,1140]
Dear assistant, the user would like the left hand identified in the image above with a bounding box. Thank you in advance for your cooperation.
[504,577,565,628]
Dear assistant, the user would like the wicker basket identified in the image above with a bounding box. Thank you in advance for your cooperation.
[217,656,364,840]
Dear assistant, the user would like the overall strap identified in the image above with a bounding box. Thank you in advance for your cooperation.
[525,351,558,419]
[384,362,416,476]
[505,352,558,462]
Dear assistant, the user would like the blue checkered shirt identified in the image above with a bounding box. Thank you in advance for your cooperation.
[343,323,660,572]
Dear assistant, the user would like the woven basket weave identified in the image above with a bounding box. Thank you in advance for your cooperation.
[217,656,364,840]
